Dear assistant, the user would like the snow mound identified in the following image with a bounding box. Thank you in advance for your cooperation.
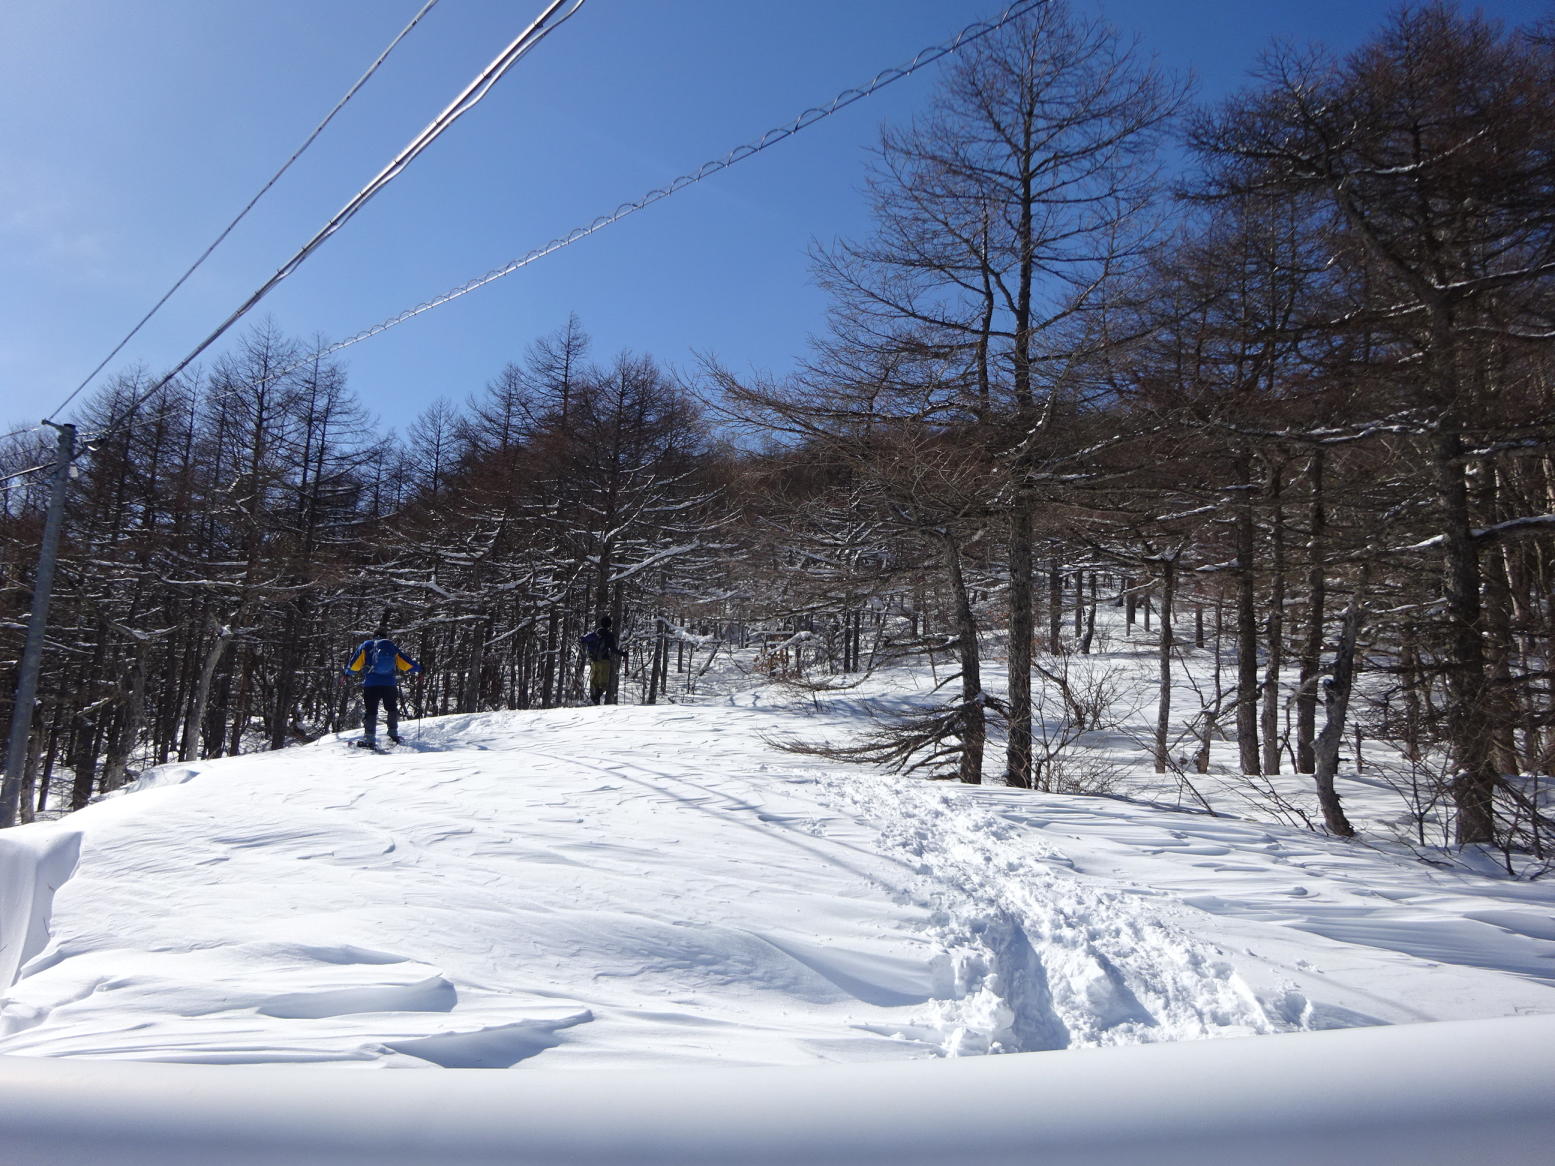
[2,702,1553,1070]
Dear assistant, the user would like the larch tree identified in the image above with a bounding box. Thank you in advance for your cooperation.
[811,0,1181,788]
[1190,4,1555,844]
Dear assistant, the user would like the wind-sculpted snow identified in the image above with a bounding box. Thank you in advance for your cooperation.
[1,700,1552,1069]
[0,827,81,988]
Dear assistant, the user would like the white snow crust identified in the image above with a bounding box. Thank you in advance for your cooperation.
[2,1014,1552,1165]
[2,659,1553,1161]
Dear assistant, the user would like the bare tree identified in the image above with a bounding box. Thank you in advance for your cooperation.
[813,0,1182,788]
[1191,5,1555,843]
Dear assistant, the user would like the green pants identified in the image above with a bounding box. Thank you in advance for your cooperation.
[589,659,613,703]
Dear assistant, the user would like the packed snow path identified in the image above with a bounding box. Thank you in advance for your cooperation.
[2,702,1553,1068]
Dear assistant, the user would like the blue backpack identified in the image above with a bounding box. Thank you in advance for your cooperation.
[365,639,400,679]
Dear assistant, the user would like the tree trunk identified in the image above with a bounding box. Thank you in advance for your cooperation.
[607,582,625,705]
[1296,451,1326,774]
[182,622,234,763]
[1005,502,1034,789]
[461,614,489,714]
[19,729,44,824]
[1262,461,1286,775]
[1312,571,1365,838]
[1048,560,1063,654]
[101,640,148,791]
[647,618,666,706]
[541,606,560,709]
[226,647,253,757]
[943,537,985,785]
[268,602,304,750]
[1479,467,1520,779]
[1155,556,1177,774]
[1235,459,1262,775]
[1080,574,1098,654]
[1432,426,1497,845]
[1197,599,1226,774]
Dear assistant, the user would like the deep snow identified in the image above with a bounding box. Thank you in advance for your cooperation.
[4,1014,1554,1166]
[4,693,1554,1067]
[1,653,1554,1161]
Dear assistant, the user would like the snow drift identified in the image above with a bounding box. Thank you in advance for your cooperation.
[2,698,1553,1161]
[2,1014,1552,1166]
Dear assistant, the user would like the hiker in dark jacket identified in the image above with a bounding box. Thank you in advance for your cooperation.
[343,625,423,746]
[580,615,624,705]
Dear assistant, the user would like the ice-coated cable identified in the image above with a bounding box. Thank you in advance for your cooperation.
[0,424,45,445]
[91,0,1038,443]
[297,0,1048,368]
[45,0,447,426]
[83,0,588,437]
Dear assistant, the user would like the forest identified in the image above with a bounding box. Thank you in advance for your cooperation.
[2,2,1552,859]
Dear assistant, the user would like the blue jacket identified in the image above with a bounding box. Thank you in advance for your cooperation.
[344,638,423,688]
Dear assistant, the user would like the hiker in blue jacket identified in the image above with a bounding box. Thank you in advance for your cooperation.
[343,624,423,746]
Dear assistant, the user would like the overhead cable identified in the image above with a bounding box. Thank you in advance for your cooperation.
[89,0,589,434]
[44,0,446,426]
[0,462,53,489]
[273,0,1048,373]
[91,0,1035,445]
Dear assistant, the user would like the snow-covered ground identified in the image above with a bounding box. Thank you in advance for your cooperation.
[2,644,1553,1161]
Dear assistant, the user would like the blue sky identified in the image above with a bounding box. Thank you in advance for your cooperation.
[1,0,1546,437]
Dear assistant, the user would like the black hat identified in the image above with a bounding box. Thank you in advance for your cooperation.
[597,615,612,628]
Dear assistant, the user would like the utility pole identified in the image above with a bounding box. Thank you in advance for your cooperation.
[2,422,75,828]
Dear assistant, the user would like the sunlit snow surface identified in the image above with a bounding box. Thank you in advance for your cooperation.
[3,678,1554,1069]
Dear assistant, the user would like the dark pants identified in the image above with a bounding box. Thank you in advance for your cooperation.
[363,685,399,740]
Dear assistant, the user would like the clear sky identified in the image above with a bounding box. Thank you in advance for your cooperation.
[0,0,1546,438]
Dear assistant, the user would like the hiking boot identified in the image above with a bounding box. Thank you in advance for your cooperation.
[388,733,401,745]
[355,738,377,749]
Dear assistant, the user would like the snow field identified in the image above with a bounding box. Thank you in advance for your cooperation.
[4,698,1553,1071]
[3,683,1555,1163]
